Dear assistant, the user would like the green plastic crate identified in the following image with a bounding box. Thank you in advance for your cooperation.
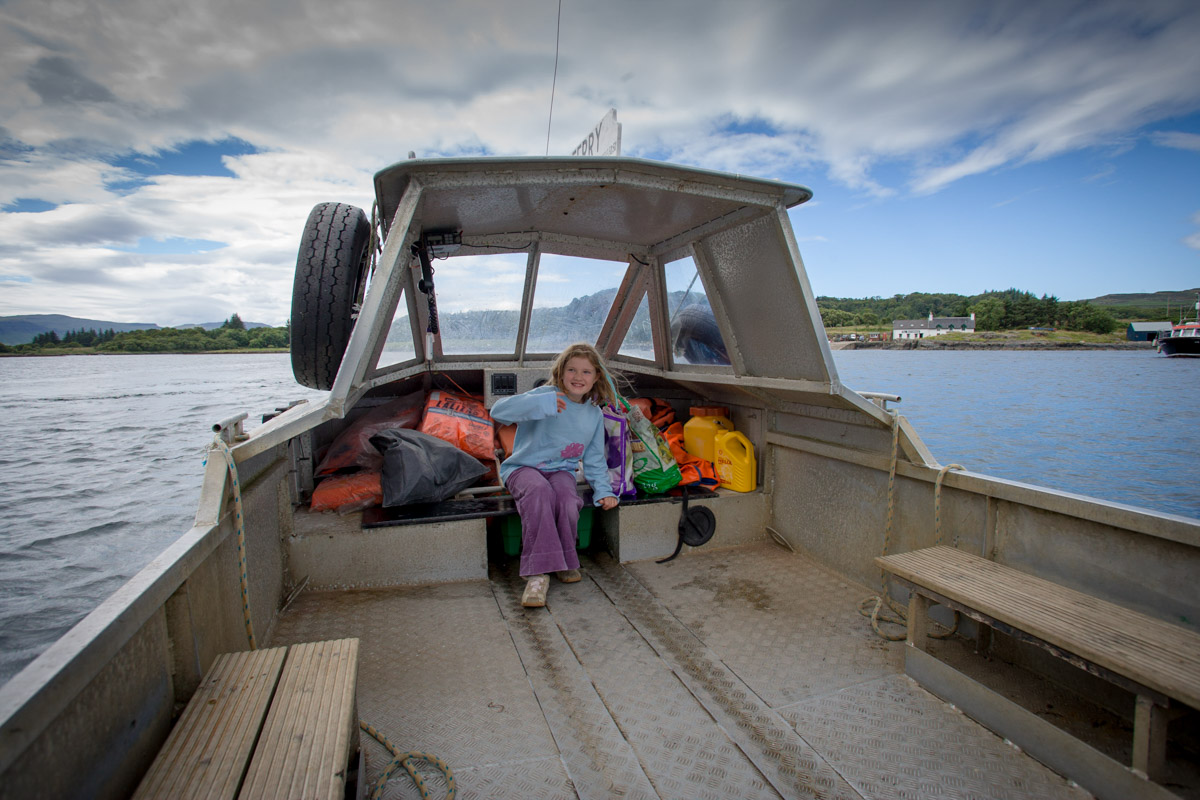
[501,506,594,557]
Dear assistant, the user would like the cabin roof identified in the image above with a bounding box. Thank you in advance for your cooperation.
[373,156,813,255]
[317,156,891,428]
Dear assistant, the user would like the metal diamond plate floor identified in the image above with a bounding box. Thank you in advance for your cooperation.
[268,543,1093,799]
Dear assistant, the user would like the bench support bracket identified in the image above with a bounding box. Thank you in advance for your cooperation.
[1133,694,1169,781]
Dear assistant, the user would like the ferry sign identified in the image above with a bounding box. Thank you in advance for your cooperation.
[571,108,621,157]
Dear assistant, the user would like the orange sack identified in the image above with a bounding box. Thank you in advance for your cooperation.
[631,397,676,430]
[418,390,496,461]
[310,471,383,513]
[495,423,517,459]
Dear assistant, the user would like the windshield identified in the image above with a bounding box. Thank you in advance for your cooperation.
[371,248,730,371]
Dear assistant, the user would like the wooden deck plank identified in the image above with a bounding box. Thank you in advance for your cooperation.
[877,547,1200,710]
[237,638,359,800]
[132,647,287,800]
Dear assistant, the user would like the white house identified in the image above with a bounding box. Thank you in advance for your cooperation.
[893,311,976,340]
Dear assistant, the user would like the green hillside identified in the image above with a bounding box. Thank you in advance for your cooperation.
[1087,288,1199,321]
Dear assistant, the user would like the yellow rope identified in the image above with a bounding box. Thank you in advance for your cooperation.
[860,414,908,640]
[882,414,900,560]
[934,463,966,546]
[207,436,256,650]
[360,721,456,800]
[860,416,959,641]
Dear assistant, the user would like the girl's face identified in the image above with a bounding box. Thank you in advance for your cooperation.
[561,355,598,403]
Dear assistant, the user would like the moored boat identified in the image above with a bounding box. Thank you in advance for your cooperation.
[1159,323,1200,357]
[1158,294,1200,357]
[1,157,1198,800]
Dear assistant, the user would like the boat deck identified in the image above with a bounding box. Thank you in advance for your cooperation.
[270,542,1103,799]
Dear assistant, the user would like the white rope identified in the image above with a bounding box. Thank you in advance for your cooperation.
[206,436,256,650]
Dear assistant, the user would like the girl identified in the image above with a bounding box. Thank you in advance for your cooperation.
[490,343,620,607]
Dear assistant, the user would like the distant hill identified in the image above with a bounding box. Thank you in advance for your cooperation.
[0,314,275,345]
[0,314,158,346]
[1086,288,1199,321]
[1088,289,1199,306]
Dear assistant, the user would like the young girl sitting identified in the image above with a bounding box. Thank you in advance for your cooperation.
[490,343,620,607]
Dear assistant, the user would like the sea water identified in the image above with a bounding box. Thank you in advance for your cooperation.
[0,354,324,686]
[0,350,1197,686]
[834,350,1200,516]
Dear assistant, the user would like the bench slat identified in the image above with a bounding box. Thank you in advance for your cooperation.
[237,638,359,800]
[888,550,1197,662]
[132,647,287,800]
[878,547,1200,710]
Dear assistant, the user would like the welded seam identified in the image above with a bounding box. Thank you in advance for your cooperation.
[490,564,660,799]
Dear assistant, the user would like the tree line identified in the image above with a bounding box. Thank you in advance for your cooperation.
[817,289,1118,334]
[1,315,290,355]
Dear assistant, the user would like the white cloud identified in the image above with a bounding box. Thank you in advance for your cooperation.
[1,0,1199,321]
[1154,131,1200,152]
[1186,211,1200,252]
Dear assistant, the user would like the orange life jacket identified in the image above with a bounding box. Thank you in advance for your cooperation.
[663,422,718,487]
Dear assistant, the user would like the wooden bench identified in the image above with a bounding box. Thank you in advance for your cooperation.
[132,638,360,800]
[878,546,1200,799]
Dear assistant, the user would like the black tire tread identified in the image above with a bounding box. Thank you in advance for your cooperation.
[290,202,370,389]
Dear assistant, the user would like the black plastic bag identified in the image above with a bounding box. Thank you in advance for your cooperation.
[369,428,489,507]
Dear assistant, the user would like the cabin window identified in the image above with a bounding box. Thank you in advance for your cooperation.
[375,252,527,368]
[526,254,625,354]
[664,256,730,366]
[428,253,526,355]
[617,290,655,361]
[377,304,418,370]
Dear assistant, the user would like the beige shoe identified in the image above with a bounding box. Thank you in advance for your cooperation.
[521,575,549,607]
[556,569,582,583]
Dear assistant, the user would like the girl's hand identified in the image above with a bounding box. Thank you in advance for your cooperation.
[598,496,619,510]
[556,392,568,412]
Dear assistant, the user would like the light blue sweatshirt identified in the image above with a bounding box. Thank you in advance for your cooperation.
[490,385,615,505]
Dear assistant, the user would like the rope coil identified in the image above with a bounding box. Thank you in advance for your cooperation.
[361,721,456,800]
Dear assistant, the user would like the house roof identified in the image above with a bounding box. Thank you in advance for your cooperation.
[1128,322,1174,332]
[893,317,975,330]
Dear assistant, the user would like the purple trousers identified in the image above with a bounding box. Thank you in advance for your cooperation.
[507,467,583,577]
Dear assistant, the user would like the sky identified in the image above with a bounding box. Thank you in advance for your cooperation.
[1,0,1198,327]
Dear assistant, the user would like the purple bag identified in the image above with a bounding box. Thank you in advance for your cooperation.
[602,403,636,497]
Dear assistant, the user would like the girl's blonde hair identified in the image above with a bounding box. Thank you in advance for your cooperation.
[551,343,617,407]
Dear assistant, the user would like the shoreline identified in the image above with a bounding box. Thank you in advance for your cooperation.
[831,340,1154,351]
[0,348,289,358]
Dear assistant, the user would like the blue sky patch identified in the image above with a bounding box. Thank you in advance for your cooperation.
[113,237,227,255]
[714,115,782,137]
[3,198,58,213]
[112,137,259,178]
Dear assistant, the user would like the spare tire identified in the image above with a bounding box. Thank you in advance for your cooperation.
[291,202,371,389]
